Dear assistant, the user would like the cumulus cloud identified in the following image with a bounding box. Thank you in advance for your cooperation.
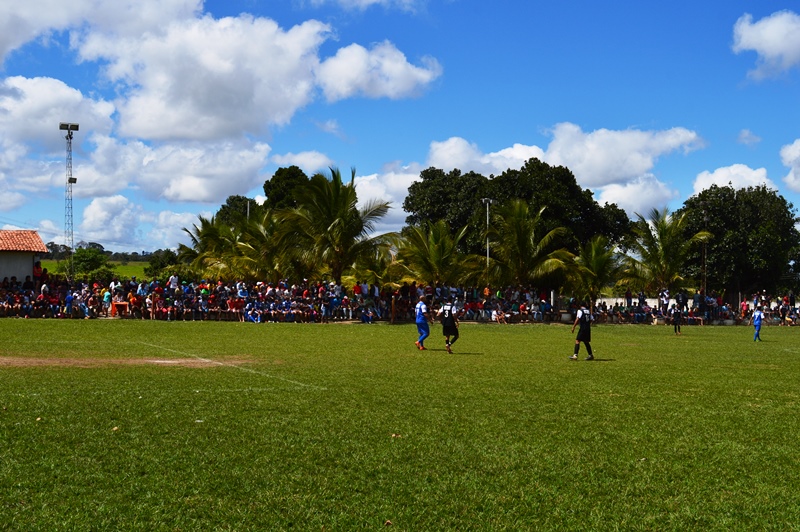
[0,0,201,64]
[0,76,114,153]
[0,191,26,212]
[597,175,679,217]
[271,151,334,175]
[147,210,202,250]
[738,129,762,146]
[317,41,442,101]
[309,0,422,11]
[781,139,800,192]
[348,163,419,232]
[694,164,774,194]
[77,16,330,141]
[136,141,272,203]
[733,11,800,79]
[426,137,544,176]
[544,123,702,187]
[79,195,146,246]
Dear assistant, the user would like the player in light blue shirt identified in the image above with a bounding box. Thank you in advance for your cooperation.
[414,295,431,350]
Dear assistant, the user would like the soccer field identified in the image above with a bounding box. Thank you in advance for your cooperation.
[1,320,798,530]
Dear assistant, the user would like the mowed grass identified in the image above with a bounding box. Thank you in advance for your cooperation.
[1,320,799,530]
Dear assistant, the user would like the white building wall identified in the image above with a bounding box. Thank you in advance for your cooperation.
[0,252,35,284]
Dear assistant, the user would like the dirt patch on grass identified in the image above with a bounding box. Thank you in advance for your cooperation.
[0,356,253,368]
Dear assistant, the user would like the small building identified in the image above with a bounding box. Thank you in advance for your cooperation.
[0,230,48,284]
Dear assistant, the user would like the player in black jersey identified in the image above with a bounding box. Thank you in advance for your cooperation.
[570,302,594,361]
[437,295,459,354]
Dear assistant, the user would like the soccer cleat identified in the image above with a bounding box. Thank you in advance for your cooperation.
[419,345,427,350]
[415,341,420,349]
[569,354,578,360]
[585,354,594,361]
[446,345,453,354]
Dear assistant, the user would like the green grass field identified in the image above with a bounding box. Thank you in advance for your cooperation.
[1,320,798,530]
[40,260,148,280]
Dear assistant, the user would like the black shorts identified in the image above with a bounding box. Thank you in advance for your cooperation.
[443,325,459,337]
[576,328,591,343]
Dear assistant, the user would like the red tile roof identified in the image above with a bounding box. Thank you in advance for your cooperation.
[0,230,48,253]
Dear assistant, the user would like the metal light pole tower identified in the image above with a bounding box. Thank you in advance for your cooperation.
[60,122,79,281]
[481,197,493,284]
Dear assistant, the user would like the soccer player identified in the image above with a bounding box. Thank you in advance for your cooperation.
[750,305,765,342]
[669,303,682,335]
[437,295,459,353]
[414,295,432,350]
[570,302,594,361]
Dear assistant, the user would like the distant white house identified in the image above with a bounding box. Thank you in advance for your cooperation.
[0,230,48,284]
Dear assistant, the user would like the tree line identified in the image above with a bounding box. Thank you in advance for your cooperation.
[44,157,800,303]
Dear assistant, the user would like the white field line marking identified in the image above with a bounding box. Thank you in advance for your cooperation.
[139,342,327,390]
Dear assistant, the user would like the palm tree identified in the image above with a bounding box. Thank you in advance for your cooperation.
[180,215,245,280]
[568,235,623,308]
[619,207,711,294]
[397,220,480,287]
[487,200,572,287]
[278,167,391,285]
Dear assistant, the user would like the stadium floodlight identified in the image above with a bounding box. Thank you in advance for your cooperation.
[61,122,79,281]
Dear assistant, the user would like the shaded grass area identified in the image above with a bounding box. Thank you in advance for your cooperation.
[1,320,799,530]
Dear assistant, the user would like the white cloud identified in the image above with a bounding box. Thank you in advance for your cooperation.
[79,195,145,246]
[0,0,201,64]
[737,129,762,146]
[148,210,201,250]
[271,151,333,175]
[0,191,26,212]
[426,138,543,176]
[316,41,442,101]
[694,164,775,194]
[0,76,114,152]
[733,11,800,79]
[781,139,800,192]
[309,0,422,11]
[544,123,702,187]
[35,219,64,244]
[597,175,679,217]
[78,16,331,141]
[137,141,272,203]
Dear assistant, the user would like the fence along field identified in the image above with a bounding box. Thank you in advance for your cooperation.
[2,319,799,529]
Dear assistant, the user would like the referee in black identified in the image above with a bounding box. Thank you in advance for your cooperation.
[570,302,594,361]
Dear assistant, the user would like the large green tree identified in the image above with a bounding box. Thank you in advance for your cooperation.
[216,195,263,227]
[263,165,310,210]
[402,167,489,254]
[678,184,800,298]
[488,158,632,249]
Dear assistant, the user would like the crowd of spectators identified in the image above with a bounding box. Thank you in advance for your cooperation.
[1,272,797,327]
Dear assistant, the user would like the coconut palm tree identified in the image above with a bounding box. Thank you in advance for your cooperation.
[487,200,572,287]
[567,235,623,308]
[397,220,481,287]
[278,167,391,285]
[619,207,711,294]
[180,215,245,280]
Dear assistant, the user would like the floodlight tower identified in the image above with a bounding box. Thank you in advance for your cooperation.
[60,122,79,281]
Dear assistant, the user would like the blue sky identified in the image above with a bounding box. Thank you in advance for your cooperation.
[2,0,800,252]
